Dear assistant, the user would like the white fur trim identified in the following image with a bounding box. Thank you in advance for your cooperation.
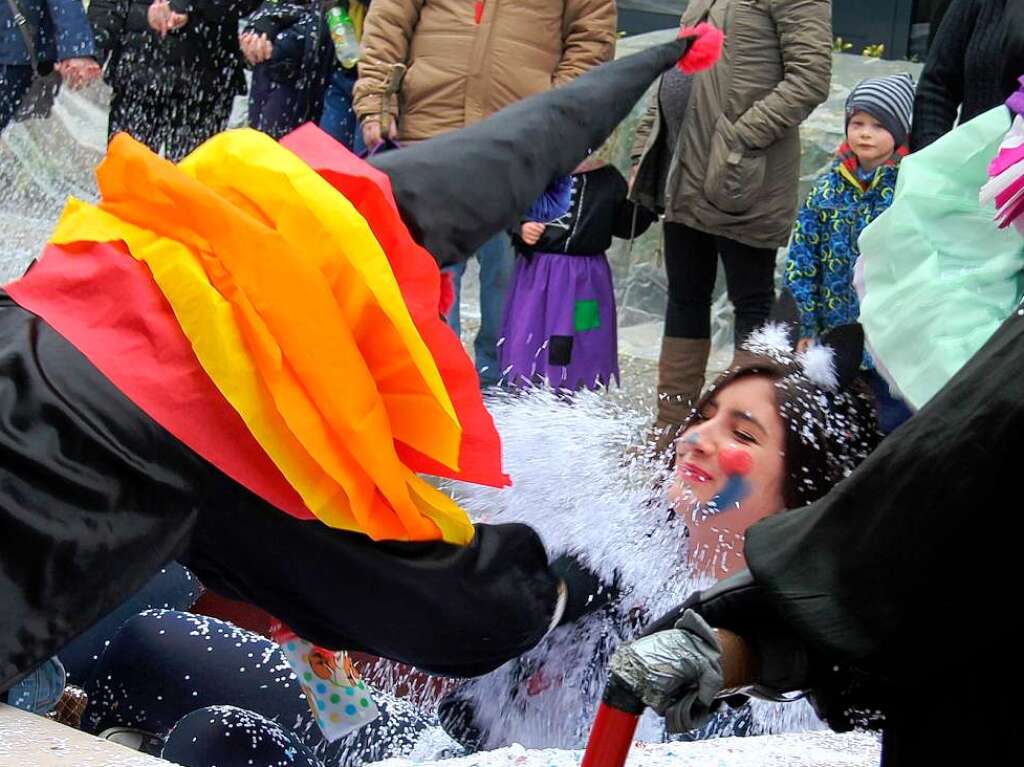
[798,343,839,392]
[744,322,793,364]
[545,580,569,637]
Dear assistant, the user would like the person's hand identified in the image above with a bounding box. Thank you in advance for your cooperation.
[796,338,813,354]
[55,58,102,90]
[629,164,639,188]
[168,10,189,32]
[608,610,724,732]
[148,0,173,36]
[361,118,398,150]
[520,221,545,245]
[239,32,273,65]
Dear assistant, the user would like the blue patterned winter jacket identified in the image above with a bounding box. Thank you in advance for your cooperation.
[784,144,904,364]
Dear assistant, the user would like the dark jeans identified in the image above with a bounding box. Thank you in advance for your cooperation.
[863,368,914,435]
[108,79,235,162]
[446,233,516,388]
[249,66,327,141]
[59,561,201,687]
[0,64,33,133]
[662,222,777,345]
[319,66,364,153]
[85,610,437,766]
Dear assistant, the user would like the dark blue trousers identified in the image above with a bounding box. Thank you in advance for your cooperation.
[0,65,33,132]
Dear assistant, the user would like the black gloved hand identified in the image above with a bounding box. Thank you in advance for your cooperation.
[550,553,619,626]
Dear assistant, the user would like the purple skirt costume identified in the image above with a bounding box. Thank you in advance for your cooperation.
[499,251,618,390]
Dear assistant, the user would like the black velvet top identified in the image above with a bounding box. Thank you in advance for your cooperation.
[515,166,656,257]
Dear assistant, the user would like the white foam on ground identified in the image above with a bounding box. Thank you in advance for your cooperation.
[369,731,881,767]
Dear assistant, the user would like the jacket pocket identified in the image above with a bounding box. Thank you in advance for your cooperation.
[703,114,767,214]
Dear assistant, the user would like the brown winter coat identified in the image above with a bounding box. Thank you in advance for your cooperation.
[631,0,832,249]
[353,0,617,142]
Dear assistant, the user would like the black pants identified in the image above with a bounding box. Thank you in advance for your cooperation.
[108,78,235,162]
[0,65,33,133]
[662,222,777,346]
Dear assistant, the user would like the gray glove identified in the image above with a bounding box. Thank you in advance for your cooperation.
[608,610,724,732]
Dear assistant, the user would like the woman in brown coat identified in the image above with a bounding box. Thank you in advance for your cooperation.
[630,0,832,446]
[353,0,617,145]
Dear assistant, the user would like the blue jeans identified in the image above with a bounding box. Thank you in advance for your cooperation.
[319,66,365,153]
[0,64,33,133]
[5,657,66,715]
[446,233,515,387]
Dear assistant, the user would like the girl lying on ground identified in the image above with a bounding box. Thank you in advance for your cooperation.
[438,306,881,751]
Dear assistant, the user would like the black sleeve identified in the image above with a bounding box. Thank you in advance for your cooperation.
[86,0,129,61]
[911,0,978,151]
[0,294,559,690]
[611,200,657,241]
[243,1,308,37]
[183,494,561,677]
[641,572,812,695]
[0,298,200,694]
[744,310,1024,688]
[1001,0,1024,97]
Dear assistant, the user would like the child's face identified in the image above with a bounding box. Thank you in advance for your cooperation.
[846,111,896,169]
[667,375,786,574]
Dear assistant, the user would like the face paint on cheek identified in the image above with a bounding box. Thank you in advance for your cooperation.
[719,445,753,476]
[704,445,752,516]
[710,474,750,512]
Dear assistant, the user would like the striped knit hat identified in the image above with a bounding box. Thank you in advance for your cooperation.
[845,73,916,148]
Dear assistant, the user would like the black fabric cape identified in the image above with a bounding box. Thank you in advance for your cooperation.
[742,307,1021,757]
[0,294,558,693]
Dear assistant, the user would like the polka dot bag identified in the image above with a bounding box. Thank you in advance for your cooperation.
[272,624,380,740]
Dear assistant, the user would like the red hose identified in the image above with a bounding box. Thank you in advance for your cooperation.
[580,675,644,767]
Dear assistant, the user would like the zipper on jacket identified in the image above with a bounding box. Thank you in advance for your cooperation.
[474,0,484,24]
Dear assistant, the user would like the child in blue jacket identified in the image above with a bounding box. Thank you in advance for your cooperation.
[784,73,916,433]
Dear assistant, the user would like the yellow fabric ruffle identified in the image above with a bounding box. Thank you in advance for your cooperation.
[50,131,474,544]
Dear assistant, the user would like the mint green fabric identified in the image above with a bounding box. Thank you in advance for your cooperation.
[858,107,1024,410]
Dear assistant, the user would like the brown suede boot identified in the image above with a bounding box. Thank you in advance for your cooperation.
[652,337,712,456]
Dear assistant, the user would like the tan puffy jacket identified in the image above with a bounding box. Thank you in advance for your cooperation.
[354,0,617,142]
[631,0,832,249]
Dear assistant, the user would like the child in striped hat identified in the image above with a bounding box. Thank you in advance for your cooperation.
[783,72,916,434]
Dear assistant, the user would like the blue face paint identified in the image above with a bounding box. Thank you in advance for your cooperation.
[708,474,750,514]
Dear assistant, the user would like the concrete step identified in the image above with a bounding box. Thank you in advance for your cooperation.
[0,702,176,767]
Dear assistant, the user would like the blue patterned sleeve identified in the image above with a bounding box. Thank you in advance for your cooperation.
[784,191,825,340]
